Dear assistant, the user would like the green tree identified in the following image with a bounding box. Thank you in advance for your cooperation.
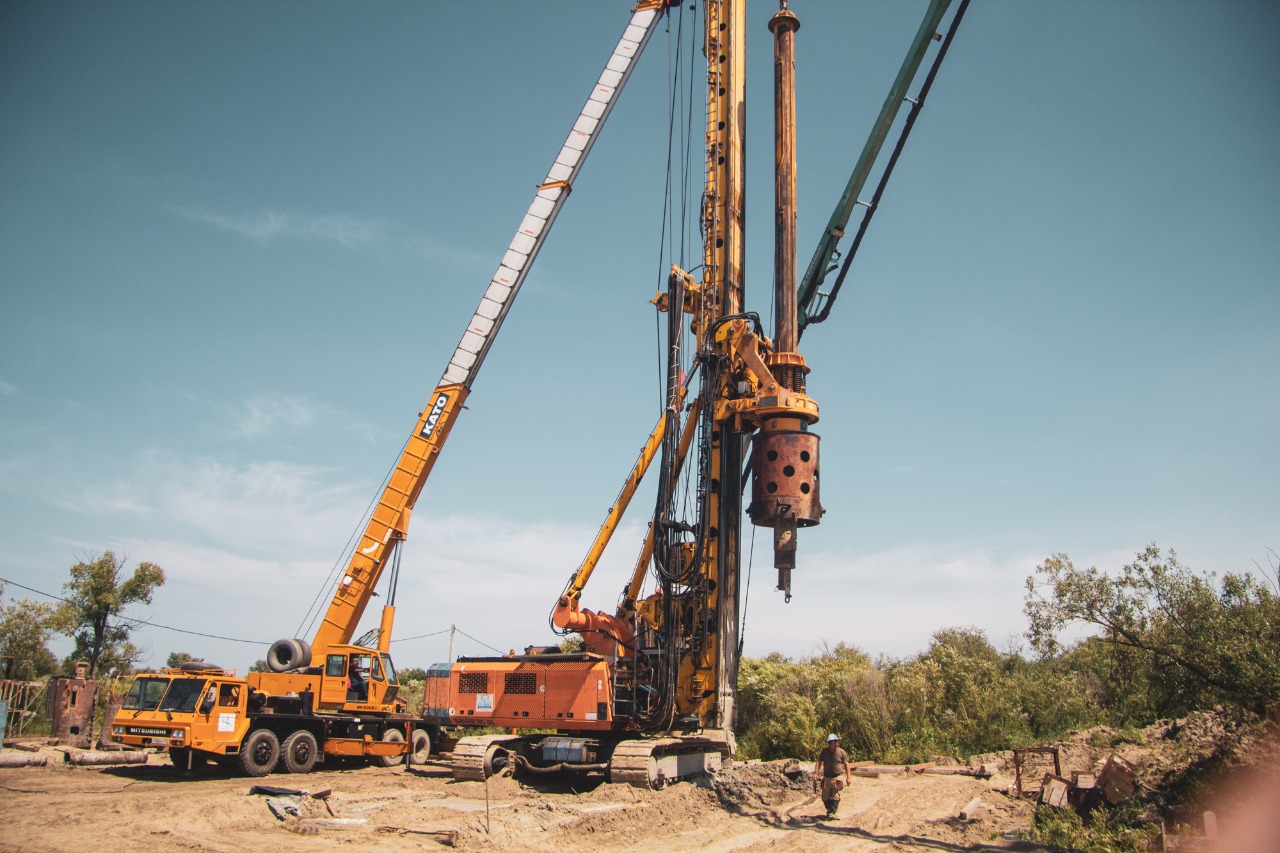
[165,651,196,668]
[249,659,270,673]
[1025,545,1280,717]
[737,653,824,760]
[0,584,59,681]
[51,551,165,677]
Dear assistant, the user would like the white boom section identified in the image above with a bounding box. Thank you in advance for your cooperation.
[440,5,665,389]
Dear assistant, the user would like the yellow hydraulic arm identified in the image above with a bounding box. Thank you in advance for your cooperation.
[550,384,697,654]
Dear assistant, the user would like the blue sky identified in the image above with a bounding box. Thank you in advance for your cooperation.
[1,1,1276,676]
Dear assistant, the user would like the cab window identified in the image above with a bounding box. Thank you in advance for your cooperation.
[122,677,169,711]
[159,678,206,713]
[218,683,240,707]
[326,655,346,678]
[380,653,399,685]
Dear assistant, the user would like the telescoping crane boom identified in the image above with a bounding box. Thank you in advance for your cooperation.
[109,1,678,778]
[250,0,676,714]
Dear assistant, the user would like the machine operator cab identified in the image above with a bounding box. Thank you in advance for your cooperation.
[320,647,399,708]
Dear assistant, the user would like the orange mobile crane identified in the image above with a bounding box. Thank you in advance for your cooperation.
[424,0,967,787]
[109,0,677,776]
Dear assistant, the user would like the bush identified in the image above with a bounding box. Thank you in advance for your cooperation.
[1028,803,1156,853]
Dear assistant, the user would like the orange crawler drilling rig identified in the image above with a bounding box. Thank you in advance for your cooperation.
[425,0,967,788]
[428,0,821,788]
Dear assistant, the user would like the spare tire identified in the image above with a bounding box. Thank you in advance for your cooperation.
[177,661,220,672]
[267,638,306,673]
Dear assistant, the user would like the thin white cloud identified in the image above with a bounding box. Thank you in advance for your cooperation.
[162,386,379,445]
[0,378,18,395]
[738,542,1049,659]
[61,451,365,558]
[172,203,504,280]
[236,396,316,437]
[174,206,390,250]
[403,233,493,274]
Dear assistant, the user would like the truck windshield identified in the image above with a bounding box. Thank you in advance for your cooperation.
[380,653,398,686]
[122,677,170,711]
[158,678,207,713]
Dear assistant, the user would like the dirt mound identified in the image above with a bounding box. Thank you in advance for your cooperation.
[1,745,1052,852]
[713,758,812,813]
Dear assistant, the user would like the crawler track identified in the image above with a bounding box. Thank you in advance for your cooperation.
[609,736,730,788]
[452,734,523,781]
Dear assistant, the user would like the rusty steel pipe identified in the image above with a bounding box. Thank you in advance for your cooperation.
[769,5,800,363]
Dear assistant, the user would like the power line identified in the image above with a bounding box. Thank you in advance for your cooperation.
[0,576,70,604]
[1,575,503,653]
[390,628,453,643]
[0,576,269,645]
[454,627,506,656]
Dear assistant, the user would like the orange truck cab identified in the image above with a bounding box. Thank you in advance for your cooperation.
[112,667,251,769]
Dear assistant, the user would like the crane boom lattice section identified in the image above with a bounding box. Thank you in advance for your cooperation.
[441,6,666,389]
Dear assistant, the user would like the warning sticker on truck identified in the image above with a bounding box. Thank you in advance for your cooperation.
[475,694,494,713]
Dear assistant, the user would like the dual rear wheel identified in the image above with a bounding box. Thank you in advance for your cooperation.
[239,726,428,775]
[371,727,431,767]
[281,729,318,774]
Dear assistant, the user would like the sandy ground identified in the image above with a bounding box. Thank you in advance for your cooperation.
[0,751,1048,853]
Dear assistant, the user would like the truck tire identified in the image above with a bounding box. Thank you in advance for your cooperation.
[169,747,207,770]
[238,729,280,777]
[267,638,306,672]
[177,661,221,672]
[372,728,405,767]
[280,730,318,774]
[409,728,431,765]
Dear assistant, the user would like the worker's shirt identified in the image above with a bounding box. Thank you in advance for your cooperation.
[818,745,849,778]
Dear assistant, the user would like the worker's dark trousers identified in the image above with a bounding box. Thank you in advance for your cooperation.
[822,777,844,816]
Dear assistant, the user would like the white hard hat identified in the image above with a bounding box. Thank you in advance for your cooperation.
[827,733,839,742]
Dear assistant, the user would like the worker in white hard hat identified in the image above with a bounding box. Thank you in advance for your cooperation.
[813,733,851,819]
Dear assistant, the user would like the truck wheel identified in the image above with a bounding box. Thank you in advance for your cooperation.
[280,730,318,774]
[372,728,405,767]
[238,729,280,777]
[169,747,207,770]
[408,728,431,765]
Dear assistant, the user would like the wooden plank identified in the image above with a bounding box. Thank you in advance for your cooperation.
[1039,773,1072,809]
[1097,755,1138,804]
[1072,772,1097,789]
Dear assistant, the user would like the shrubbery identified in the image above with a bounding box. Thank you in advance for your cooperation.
[735,546,1278,762]
[736,627,1103,762]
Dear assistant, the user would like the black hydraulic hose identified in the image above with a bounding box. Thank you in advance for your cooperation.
[801,0,970,336]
